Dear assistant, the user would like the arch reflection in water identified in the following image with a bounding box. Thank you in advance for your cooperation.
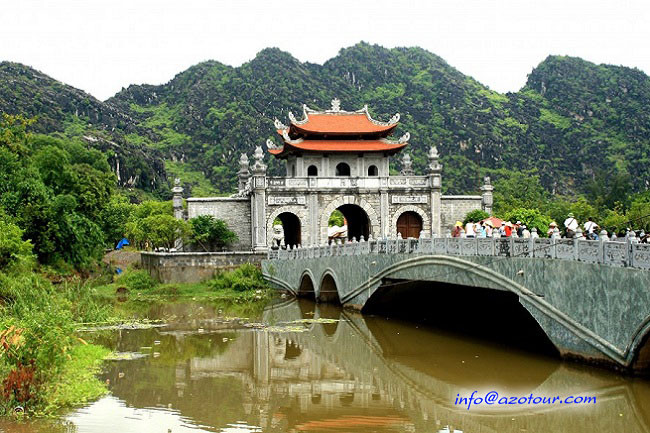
[57,300,650,433]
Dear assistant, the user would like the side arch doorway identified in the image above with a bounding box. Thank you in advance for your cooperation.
[274,212,301,247]
[396,211,423,239]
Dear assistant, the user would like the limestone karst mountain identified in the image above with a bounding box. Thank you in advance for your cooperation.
[2,42,649,197]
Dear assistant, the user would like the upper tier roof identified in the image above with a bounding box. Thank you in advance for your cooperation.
[268,98,409,158]
[274,98,400,137]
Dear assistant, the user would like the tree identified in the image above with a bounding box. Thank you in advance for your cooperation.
[463,209,489,224]
[189,215,237,251]
[99,195,135,247]
[503,208,553,237]
[145,215,190,250]
[0,215,34,271]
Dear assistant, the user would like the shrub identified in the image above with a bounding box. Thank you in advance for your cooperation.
[117,270,156,291]
[210,264,267,292]
[0,218,34,271]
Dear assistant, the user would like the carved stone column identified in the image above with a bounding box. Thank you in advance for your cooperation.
[238,153,250,194]
[172,178,184,220]
[251,146,268,252]
[428,146,442,236]
[481,176,494,215]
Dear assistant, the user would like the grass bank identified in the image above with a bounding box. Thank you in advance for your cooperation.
[0,261,275,418]
[94,263,275,319]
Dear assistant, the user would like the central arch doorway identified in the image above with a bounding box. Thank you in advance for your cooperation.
[396,211,423,239]
[328,204,370,242]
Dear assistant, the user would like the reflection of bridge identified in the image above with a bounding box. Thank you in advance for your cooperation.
[262,237,650,373]
[263,300,650,433]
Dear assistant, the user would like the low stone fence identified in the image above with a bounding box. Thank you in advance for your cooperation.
[141,251,267,283]
[267,236,650,269]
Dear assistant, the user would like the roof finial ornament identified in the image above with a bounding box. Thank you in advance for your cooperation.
[274,118,288,130]
[266,138,281,150]
[331,98,341,112]
[398,132,410,144]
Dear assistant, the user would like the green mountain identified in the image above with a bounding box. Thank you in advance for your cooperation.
[0,61,168,195]
[2,43,649,197]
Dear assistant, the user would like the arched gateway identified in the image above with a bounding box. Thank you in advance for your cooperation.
[183,98,494,251]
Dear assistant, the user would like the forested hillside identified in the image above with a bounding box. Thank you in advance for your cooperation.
[2,42,650,199]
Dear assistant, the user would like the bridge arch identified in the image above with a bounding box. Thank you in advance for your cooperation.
[319,269,342,304]
[321,197,380,243]
[298,270,316,300]
[346,255,622,362]
[392,205,430,238]
[628,319,650,373]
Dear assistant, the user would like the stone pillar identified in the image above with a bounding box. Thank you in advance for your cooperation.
[238,153,250,193]
[309,193,319,246]
[380,188,389,238]
[481,176,494,215]
[428,146,442,236]
[172,178,184,220]
[251,146,268,252]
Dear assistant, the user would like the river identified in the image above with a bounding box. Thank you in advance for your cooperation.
[3,298,650,433]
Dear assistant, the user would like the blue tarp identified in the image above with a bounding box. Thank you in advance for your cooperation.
[116,238,130,250]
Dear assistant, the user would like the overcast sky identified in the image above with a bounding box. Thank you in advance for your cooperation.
[2,0,649,101]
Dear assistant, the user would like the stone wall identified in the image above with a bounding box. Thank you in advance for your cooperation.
[187,197,252,250]
[141,251,266,283]
[440,195,483,233]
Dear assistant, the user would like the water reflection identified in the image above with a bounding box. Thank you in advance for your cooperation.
[7,298,650,433]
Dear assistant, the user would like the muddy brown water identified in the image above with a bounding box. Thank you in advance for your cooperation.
[2,298,650,433]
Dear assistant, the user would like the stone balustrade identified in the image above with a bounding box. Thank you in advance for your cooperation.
[266,175,430,190]
[267,233,650,270]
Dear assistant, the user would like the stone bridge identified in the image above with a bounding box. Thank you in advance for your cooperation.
[262,236,650,373]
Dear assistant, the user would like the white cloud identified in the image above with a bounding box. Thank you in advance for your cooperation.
[1,0,648,100]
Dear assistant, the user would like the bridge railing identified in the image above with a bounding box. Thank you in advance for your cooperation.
[267,234,650,270]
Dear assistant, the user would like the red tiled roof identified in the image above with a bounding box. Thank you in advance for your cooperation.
[293,113,397,135]
[269,139,406,156]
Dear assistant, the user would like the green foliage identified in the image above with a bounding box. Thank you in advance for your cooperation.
[0,116,116,268]
[544,196,598,228]
[189,215,237,251]
[0,217,34,271]
[502,208,553,237]
[0,270,112,414]
[492,171,548,215]
[99,195,135,247]
[117,270,157,291]
[328,210,345,227]
[210,264,268,292]
[463,209,489,224]
[126,213,190,251]
[539,108,571,129]
[40,344,110,412]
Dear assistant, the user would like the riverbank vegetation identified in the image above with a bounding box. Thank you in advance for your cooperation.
[0,114,259,417]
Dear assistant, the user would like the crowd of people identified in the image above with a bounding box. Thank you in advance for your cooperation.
[452,219,536,239]
[452,212,649,242]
